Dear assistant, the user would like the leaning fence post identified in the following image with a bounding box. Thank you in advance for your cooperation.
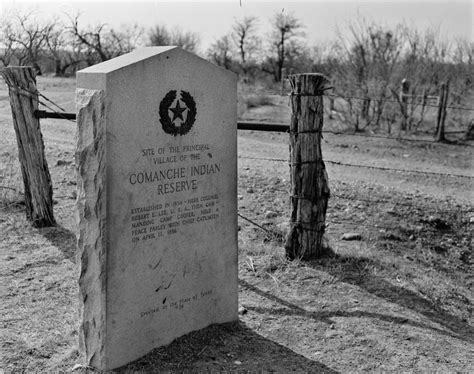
[436,80,449,142]
[1,67,55,227]
[285,73,330,260]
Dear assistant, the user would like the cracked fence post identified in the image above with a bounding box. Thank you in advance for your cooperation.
[1,67,55,227]
[285,73,330,260]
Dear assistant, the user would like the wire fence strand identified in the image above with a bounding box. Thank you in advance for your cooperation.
[38,91,67,113]
[325,92,474,112]
[321,129,472,146]
[238,156,474,179]
[324,159,474,178]
[239,122,473,147]
[268,183,469,213]
[238,212,284,238]
[6,84,76,123]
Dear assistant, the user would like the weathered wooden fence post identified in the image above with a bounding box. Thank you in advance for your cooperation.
[285,73,330,260]
[280,67,287,95]
[436,80,449,142]
[400,78,410,131]
[1,67,55,227]
[328,80,335,119]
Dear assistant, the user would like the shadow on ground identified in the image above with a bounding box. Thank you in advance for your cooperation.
[239,252,473,344]
[114,322,337,373]
[41,224,77,262]
[319,255,474,342]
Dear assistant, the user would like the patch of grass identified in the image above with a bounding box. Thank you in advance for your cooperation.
[237,162,473,329]
[0,149,23,208]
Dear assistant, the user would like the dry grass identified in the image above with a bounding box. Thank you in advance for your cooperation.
[0,146,23,208]
[238,176,473,324]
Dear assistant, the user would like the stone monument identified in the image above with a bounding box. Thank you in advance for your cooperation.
[75,47,238,370]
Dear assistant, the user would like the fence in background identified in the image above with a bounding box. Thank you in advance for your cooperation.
[1,70,473,255]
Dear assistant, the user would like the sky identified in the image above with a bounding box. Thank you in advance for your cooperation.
[1,0,472,53]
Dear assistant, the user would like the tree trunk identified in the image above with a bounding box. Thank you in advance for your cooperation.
[1,67,55,227]
[285,73,330,260]
[55,59,62,76]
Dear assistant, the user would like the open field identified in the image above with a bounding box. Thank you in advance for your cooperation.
[1,76,473,372]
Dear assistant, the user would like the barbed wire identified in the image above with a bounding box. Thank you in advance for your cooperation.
[238,211,338,238]
[14,84,71,114]
[325,92,474,112]
[239,121,472,147]
[256,182,470,213]
[325,159,474,178]
[238,207,472,241]
[284,85,474,111]
[37,91,67,113]
[238,210,386,238]
[35,96,76,123]
[320,129,472,146]
[238,212,284,238]
[238,193,471,240]
[331,192,472,213]
[5,84,76,123]
[238,156,474,179]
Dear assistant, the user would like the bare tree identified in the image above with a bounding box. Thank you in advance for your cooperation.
[69,13,144,64]
[394,25,453,131]
[400,25,450,88]
[331,19,403,131]
[111,24,145,55]
[263,12,303,82]
[449,38,473,131]
[207,34,234,70]
[148,25,170,47]
[7,10,52,74]
[0,18,16,67]
[149,25,200,53]
[44,18,83,76]
[231,16,259,74]
[69,14,111,63]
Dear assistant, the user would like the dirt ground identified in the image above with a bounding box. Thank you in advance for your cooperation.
[0,76,473,372]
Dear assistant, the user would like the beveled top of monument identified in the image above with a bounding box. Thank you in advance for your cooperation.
[77,46,235,78]
[77,46,236,91]
[78,46,175,74]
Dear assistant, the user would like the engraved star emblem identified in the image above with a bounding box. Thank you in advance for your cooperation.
[169,100,187,122]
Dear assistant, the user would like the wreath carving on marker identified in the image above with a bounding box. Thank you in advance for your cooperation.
[159,90,197,136]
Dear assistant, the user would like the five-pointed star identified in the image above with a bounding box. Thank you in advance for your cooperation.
[169,100,187,122]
